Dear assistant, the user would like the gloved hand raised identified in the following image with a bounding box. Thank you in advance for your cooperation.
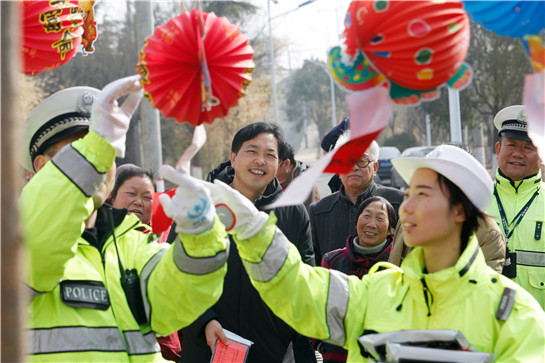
[159,165,215,235]
[90,75,143,157]
[205,180,269,240]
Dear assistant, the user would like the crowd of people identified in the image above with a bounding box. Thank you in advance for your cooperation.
[18,75,545,362]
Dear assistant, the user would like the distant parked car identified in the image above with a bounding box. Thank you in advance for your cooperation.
[391,146,437,189]
[377,146,401,187]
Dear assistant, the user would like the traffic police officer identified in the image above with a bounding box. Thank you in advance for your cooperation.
[19,75,230,361]
[488,104,545,309]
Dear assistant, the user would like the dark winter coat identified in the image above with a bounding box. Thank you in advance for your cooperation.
[179,161,315,363]
[317,235,393,363]
[321,235,393,278]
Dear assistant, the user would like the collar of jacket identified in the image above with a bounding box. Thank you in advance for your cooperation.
[496,168,542,195]
[206,160,283,209]
[401,236,487,308]
[82,204,143,249]
[339,182,378,206]
[346,234,393,263]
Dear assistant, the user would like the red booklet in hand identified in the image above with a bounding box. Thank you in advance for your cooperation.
[210,329,253,363]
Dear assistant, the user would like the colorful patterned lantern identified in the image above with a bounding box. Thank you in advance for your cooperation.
[343,0,470,91]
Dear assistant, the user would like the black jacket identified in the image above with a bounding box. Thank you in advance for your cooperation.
[309,181,403,265]
[179,161,315,363]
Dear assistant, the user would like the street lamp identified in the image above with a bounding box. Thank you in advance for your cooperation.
[267,0,318,123]
[304,59,337,128]
[267,0,279,123]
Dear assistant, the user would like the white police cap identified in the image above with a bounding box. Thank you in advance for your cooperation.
[392,145,493,211]
[19,86,100,171]
[493,105,531,142]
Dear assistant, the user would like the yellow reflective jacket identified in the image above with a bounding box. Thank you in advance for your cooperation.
[488,169,545,309]
[236,215,545,363]
[20,131,229,362]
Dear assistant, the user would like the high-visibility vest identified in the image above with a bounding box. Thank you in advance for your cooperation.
[21,131,229,362]
[236,215,545,362]
[488,169,545,309]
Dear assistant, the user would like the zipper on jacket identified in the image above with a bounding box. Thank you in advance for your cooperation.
[395,285,410,312]
[101,214,139,267]
[420,277,433,317]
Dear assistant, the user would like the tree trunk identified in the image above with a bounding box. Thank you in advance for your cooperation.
[1,2,25,361]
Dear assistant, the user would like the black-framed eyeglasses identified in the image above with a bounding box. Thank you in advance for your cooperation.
[356,158,374,168]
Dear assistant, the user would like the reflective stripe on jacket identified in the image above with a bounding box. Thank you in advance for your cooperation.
[21,131,229,362]
[488,169,545,309]
[236,214,545,362]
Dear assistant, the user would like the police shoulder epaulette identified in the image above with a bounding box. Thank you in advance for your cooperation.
[496,287,516,321]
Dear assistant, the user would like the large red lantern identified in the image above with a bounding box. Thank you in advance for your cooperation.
[22,0,85,75]
[137,9,255,126]
[343,0,470,91]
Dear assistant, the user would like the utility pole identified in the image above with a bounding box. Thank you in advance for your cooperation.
[1,2,25,361]
[425,113,432,146]
[473,123,486,167]
[448,88,463,143]
[132,0,163,174]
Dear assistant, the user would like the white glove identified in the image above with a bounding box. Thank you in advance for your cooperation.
[205,179,269,240]
[90,75,143,157]
[158,165,215,235]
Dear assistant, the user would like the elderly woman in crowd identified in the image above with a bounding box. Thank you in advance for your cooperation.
[319,196,396,362]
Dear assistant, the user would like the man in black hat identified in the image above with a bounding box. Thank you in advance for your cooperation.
[488,105,545,309]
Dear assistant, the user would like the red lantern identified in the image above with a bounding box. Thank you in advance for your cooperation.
[137,9,255,126]
[343,0,470,91]
[151,189,176,235]
[22,0,84,75]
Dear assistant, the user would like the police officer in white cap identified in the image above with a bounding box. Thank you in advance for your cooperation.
[19,76,231,361]
[20,86,99,175]
[488,105,545,309]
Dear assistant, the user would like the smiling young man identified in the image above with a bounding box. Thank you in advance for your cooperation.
[488,105,545,309]
[179,122,316,363]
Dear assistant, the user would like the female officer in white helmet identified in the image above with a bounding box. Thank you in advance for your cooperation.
[207,144,545,362]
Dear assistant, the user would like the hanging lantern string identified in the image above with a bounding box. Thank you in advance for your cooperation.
[195,0,220,111]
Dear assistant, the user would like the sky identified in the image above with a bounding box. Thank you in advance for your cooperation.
[102,0,352,69]
[257,0,352,69]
